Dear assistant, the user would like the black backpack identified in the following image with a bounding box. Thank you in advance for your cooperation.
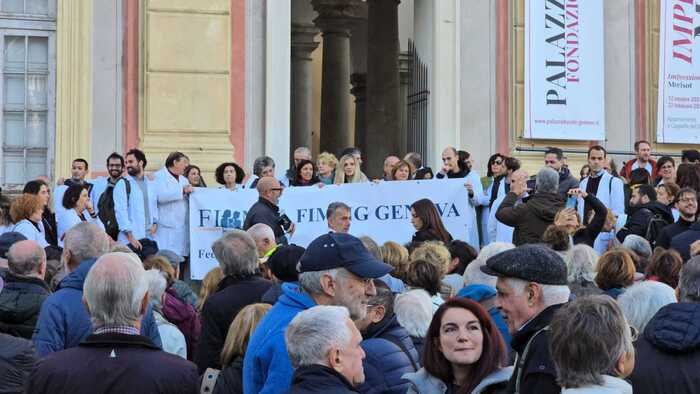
[645,210,672,248]
[98,177,131,241]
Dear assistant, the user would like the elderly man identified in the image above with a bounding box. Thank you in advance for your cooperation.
[27,253,198,393]
[327,202,352,233]
[496,167,564,246]
[247,223,278,259]
[285,305,366,394]
[383,155,400,181]
[629,257,700,394]
[481,244,570,394]
[0,240,50,339]
[244,176,293,245]
[282,147,312,187]
[195,230,272,373]
[33,222,161,357]
[243,232,392,394]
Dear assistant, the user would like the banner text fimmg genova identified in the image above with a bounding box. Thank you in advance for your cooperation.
[188,179,473,279]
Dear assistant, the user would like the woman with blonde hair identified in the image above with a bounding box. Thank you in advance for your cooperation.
[381,241,410,281]
[410,241,455,297]
[316,152,338,185]
[212,303,272,394]
[333,154,368,184]
[198,267,225,311]
[553,188,609,248]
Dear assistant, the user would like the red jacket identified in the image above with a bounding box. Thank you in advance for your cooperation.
[621,158,657,182]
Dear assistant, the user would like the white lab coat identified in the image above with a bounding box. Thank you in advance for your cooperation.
[113,175,159,244]
[56,209,105,247]
[12,219,49,248]
[479,177,506,246]
[152,167,190,256]
[438,171,483,250]
[577,171,626,249]
[488,192,515,244]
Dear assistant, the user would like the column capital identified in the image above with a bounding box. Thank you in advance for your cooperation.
[312,0,362,35]
[291,23,320,60]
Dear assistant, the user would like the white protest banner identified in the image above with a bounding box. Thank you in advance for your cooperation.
[656,0,700,143]
[524,0,605,140]
[189,179,472,279]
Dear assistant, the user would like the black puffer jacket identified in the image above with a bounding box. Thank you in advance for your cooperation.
[616,201,674,243]
[496,192,564,246]
[0,271,50,339]
[0,333,36,394]
[214,356,243,394]
[357,314,420,394]
[629,303,700,394]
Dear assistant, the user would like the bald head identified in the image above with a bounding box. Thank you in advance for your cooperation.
[510,169,529,183]
[84,252,149,328]
[257,176,283,205]
[7,240,46,278]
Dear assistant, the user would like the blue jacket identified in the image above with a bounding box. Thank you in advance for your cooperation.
[670,221,700,261]
[457,284,512,351]
[32,258,162,357]
[629,303,700,394]
[358,314,420,394]
[243,283,316,394]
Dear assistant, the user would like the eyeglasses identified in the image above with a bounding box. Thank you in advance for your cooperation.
[678,197,697,204]
[493,160,503,165]
[270,188,283,192]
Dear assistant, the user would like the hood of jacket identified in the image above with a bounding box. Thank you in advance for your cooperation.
[631,201,674,223]
[526,193,563,221]
[644,303,700,353]
[457,284,496,302]
[278,282,317,311]
[470,367,513,394]
[57,258,98,291]
[0,272,50,324]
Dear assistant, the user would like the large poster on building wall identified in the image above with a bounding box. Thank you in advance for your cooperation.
[656,0,700,144]
[524,0,606,140]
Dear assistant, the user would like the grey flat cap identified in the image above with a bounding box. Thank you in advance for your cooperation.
[480,244,567,285]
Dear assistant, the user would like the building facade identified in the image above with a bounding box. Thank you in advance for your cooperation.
[0,0,694,188]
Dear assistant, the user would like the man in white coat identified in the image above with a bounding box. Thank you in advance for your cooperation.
[577,145,626,255]
[113,149,159,250]
[152,152,192,259]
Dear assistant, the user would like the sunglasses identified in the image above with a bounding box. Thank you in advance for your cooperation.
[493,160,503,165]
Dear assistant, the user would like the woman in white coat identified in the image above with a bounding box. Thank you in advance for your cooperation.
[56,184,104,247]
[10,194,49,248]
[152,152,192,257]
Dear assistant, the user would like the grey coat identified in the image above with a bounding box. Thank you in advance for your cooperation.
[403,366,513,394]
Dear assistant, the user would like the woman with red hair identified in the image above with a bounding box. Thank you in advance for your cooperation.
[403,298,512,394]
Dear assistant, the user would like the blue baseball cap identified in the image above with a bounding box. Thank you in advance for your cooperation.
[299,233,393,279]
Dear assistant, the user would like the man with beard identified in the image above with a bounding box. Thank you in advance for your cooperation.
[113,149,158,251]
[53,158,92,216]
[616,184,674,244]
[544,147,579,198]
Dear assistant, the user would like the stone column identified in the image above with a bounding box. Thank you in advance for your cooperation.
[312,0,359,155]
[399,51,410,155]
[350,73,366,153]
[290,23,319,152]
[365,0,401,178]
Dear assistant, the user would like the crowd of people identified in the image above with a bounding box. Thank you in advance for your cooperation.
[2,141,700,393]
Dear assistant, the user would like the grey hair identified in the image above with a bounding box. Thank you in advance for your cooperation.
[84,252,149,327]
[477,242,515,262]
[298,268,341,295]
[327,202,350,221]
[622,235,652,258]
[618,281,676,332]
[285,305,351,369]
[212,230,259,277]
[568,244,599,283]
[463,259,497,288]
[294,146,312,159]
[504,277,570,307]
[550,295,634,388]
[394,289,433,337]
[7,241,45,276]
[144,269,168,308]
[64,222,110,262]
[246,223,275,243]
[535,167,559,194]
[358,236,382,261]
[252,156,275,176]
[679,257,700,303]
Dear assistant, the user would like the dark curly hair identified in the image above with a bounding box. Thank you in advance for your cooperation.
[215,162,245,186]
